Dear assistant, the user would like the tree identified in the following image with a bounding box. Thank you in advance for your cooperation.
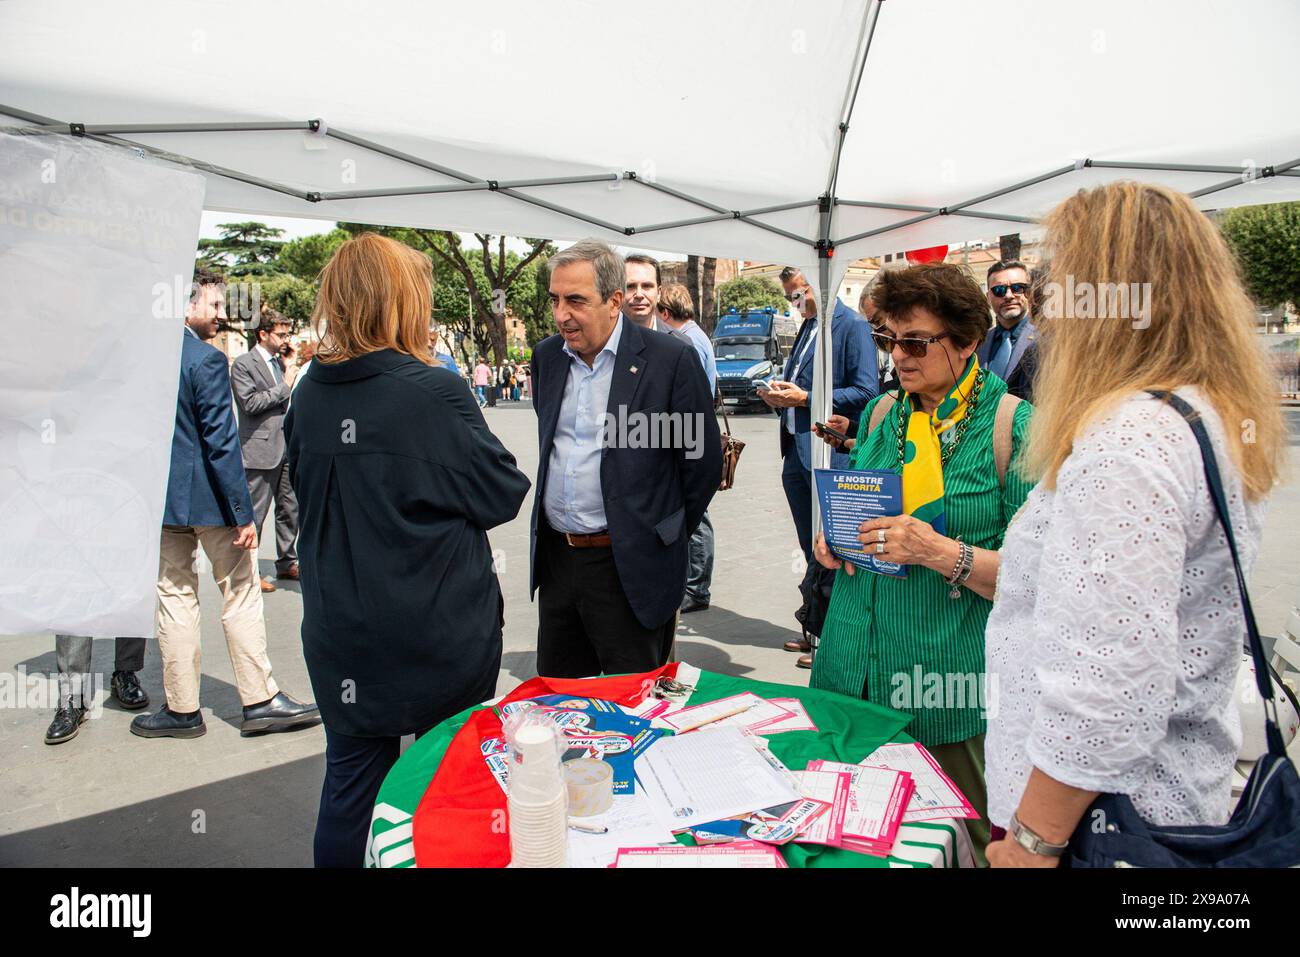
[1219,202,1300,314]
[518,257,556,347]
[422,232,554,369]
[218,273,315,348]
[700,257,718,335]
[278,228,349,281]
[682,255,720,333]
[197,221,286,277]
[250,273,317,328]
[717,275,786,314]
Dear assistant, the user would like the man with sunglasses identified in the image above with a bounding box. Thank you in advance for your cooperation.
[976,260,1038,402]
[765,266,876,663]
[859,281,899,394]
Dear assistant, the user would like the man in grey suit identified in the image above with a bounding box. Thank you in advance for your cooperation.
[230,308,299,591]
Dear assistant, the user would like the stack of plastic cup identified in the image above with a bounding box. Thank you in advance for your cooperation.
[505,718,568,868]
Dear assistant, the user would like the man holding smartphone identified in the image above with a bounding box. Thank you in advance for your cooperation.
[761,267,876,664]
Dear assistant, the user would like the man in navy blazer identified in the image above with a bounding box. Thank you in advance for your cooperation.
[132,268,317,740]
[976,259,1039,402]
[763,267,877,563]
[529,240,722,678]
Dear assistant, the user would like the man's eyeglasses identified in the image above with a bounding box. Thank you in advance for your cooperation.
[871,331,950,358]
[990,283,1029,298]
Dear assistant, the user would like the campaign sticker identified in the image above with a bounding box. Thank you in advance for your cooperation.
[549,710,592,730]
[564,732,633,755]
[746,822,796,843]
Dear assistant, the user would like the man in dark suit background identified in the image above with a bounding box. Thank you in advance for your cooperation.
[762,266,877,666]
[231,306,299,592]
[529,240,722,678]
[763,268,877,560]
[131,268,317,739]
[976,259,1039,402]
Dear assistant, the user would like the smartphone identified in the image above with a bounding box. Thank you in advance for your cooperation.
[814,421,848,443]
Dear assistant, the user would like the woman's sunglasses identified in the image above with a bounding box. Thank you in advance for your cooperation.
[871,331,950,358]
[990,282,1029,298]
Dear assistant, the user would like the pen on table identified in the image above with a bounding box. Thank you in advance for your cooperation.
[568,820,608,834]
[676,704,752,732]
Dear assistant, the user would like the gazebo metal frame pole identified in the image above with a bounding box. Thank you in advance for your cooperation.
[805,0,884,540]
[9,98,1290,257]
[1190,156,1300,199]
[833,163,1077,246]
[627,199,820,237]
[6,106,318,202]
[3,90,1297,250]
[629,175,818,245]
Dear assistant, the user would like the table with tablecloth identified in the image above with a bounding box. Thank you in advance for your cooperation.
[366,665,975,868]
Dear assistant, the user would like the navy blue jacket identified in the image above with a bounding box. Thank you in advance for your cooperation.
[779,299,878,470]
[529,320,723,630]
[285,350,530,737]
[163,327,255,527]
[976,317,1039,403]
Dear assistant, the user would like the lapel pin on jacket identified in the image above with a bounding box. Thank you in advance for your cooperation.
[630,365,638,374]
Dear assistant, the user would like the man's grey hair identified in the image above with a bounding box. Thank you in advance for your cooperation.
[859,274,879,304]
[550,239,626,302]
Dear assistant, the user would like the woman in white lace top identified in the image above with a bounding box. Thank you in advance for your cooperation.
[983,182,1287,867]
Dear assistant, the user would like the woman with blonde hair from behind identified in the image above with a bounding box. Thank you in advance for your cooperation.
[285,232,531,867]
[984,182,1286,866]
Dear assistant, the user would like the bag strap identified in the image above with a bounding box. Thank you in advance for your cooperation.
[716,383,732,437]
[1148,389,1286,759]
[867,393,896,435]
[993,393,1022,489]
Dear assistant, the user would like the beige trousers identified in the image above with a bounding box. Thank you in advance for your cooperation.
[155,526,278,712]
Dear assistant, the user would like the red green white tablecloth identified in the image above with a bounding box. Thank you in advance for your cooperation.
[366,666,974,868]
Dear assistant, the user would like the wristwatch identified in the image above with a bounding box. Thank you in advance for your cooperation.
[1008,812,1069,857]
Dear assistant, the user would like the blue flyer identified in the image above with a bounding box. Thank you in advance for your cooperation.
[497,694,651,794]
[813,468,907,578]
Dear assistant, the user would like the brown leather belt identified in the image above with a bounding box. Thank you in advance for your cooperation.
[561,530,612,548]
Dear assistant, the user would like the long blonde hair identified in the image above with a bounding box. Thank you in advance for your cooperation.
[313,232,436,365]
[1026,182,1284,500]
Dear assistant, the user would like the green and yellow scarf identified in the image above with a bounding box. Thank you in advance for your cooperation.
[900,354,980,536]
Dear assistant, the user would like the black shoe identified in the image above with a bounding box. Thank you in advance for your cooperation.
[111,670,150,710]
[680,595,710,614]
[240,692,320,737]
[130,706,206,739]
[45,705,87,745]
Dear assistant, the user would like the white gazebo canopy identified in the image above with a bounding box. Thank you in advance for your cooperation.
[2,0,1298,635]
[4,0,1298,284]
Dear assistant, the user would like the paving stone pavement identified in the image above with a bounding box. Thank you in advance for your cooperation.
[1,403,1297,867]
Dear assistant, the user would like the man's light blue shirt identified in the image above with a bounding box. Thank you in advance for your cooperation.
[543,316,624,534]
[677,319,717,394]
